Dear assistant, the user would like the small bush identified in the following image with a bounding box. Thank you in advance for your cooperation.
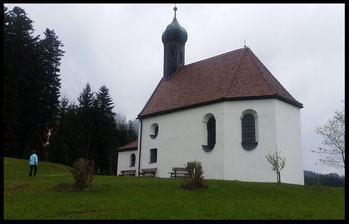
[70,158,95,190]
[180,161,208,191]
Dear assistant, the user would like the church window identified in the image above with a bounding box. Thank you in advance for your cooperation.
[150,148,157,163]
[202,113,216,152]
[180,51,183,61]
[130,153,136,167]
[241,111,258,150]
[150,123,159,139]
[207,117,216,149]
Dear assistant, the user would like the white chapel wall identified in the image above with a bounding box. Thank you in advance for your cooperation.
[117,150,137,175]
[138,98,304,185]
[223,99,278,183]
[275,99,304,185]
[140,102,225,179]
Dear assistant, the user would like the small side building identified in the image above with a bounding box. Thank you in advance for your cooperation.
[116,140,138,175]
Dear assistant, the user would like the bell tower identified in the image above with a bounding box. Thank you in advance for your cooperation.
[162,6,188,80]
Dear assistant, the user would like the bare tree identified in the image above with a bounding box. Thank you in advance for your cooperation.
[266,150,286,184]
[313,101,345,169]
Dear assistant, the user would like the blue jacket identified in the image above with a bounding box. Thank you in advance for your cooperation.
[29,154,38,165]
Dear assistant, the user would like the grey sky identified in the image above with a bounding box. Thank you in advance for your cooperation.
[4,4,344,175]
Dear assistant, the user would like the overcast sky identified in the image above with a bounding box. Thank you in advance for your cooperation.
[4,3,344,175]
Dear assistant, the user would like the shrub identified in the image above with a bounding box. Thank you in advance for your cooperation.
[180,161,208,191]
[70,158,95,190]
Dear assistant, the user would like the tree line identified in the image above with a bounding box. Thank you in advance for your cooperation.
[4,6,137,175]
[304,170,344,188]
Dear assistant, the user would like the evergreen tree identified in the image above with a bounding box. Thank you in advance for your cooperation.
[23,130,45,161]
[4,6,42,157]
[40,28,64,124]
[48,135,69,165]
[78,83,95,111]
[94,85,117,174]
[127,120,138,141]
[4,6,64,159]
[95,85,115,117]
[59,103,82,165]
[77,83,96,160]
[57,96,69,126]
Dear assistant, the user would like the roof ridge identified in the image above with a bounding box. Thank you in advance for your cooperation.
[184,47,246,68]
[223,47,248,97]
[247,49,299,102]
[246,48,276,95]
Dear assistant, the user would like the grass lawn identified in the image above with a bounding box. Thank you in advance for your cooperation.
[4,157,345,220]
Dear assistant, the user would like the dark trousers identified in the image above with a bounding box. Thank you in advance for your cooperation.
[29,165,37,176]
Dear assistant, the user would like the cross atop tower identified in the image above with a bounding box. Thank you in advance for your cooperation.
[174,4,177,18]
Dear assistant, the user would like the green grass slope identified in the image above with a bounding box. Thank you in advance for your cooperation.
[4,157,344,220]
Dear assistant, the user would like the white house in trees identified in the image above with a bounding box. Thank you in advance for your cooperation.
[117,7,304,185]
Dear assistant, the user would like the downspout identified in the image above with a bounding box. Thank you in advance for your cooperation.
[115,150,119,175]
[137,118,143,176]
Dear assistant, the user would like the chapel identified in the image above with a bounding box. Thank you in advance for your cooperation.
[117,7,304,185]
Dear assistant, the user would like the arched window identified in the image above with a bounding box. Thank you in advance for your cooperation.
[202,113,216,152]
[150,123,159,139]
[241,111,258,150]
[207,117,216,149]
[130,153,136,167]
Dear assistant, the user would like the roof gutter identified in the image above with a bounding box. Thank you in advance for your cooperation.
[138,95,303,119]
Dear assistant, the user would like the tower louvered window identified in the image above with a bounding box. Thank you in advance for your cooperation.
[170,48,175,57]
[241,113,257,150]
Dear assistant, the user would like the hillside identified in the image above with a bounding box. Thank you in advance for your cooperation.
[4,157,344,220]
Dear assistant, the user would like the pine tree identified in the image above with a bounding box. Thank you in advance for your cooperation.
[4,6,42,157]
[59,103,82,165]
[78,83,95,111]
[94,85,117,174]
[95,85,115,117]
[48,135,69,165]
[57,96,69,126]
[77,83,96,160]
[40,28,64,124]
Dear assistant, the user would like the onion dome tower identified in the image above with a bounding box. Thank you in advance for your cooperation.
[162,6,188,80]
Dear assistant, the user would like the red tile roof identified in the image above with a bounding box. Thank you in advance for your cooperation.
[138,47,302,118]
[117,140,138,151]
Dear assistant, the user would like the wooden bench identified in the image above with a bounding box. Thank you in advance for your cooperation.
[139,168,157,177]
[119,169,136,176]
[169,167,188,178]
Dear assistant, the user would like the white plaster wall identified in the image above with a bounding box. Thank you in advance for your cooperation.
[117,150,137,175]
[275,100,304,185]
[140,103,225,179]
[223,99,278,183]
[138,99,304,185]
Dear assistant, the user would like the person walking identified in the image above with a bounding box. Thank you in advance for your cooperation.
[29,150,38,176]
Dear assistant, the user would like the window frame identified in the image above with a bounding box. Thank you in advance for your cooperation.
[150,148,157,163]
[202,113,216,152]
[130,153,136,167]
[150,123,159,139]
[241,110,258,151]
